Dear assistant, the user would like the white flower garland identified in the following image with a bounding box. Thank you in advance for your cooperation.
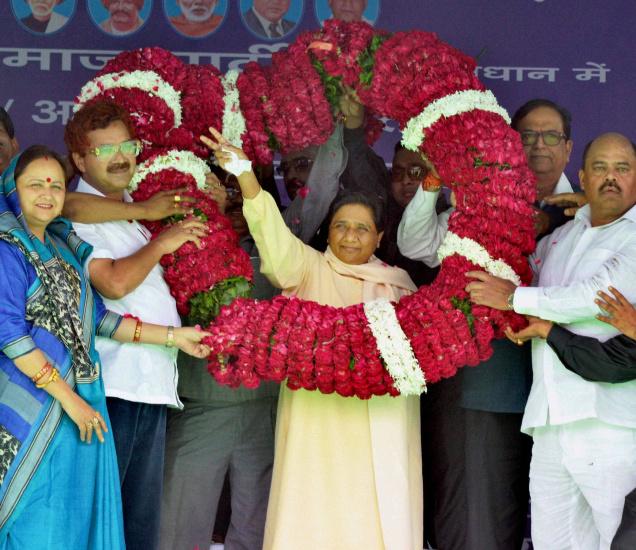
[363,298,427,396]
[73,70,183,127]
[401,90,511,151]
[221,70,247,148]
[128,149,210,193]
[437,231,521,285]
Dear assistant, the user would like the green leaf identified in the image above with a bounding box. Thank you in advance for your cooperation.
[451,296,475,335]
[187,276,253,326]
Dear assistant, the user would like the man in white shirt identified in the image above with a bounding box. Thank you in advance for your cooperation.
[466,132,636,548]
[396,99,576,549]
[63,101,207,550]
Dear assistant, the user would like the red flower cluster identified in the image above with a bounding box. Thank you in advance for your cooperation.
[236,63,275,165]
[292,20,380,88]
[265,48,334,154]
[99,47,187,91]
[180,64,225,159]
[203,24,535,397]
[129,155,253,323]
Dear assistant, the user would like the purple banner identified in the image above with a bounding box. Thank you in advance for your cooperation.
[1,0,634,186]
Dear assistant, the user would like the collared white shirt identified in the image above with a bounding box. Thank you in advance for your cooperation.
[72,179,182,408]
[397,173,575,267]
[252,7,284,38]
[396,187,451,267]
[539,172,574,207]
[514,203,636,434]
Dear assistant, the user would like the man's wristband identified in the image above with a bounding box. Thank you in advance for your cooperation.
[422,173,442,192]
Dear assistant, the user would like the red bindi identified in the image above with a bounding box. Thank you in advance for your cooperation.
[46,177,51,182]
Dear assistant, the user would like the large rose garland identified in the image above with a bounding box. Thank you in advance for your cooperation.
[202,23,535,397]
[73,21,535,399]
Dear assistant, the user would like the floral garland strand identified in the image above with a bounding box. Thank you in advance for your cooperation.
[126,152,253,324]
[74,70,183,127]
[221,70,247,148]
[363,299,426,395]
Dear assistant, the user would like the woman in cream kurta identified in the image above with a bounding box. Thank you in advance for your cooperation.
[202,129,423,550]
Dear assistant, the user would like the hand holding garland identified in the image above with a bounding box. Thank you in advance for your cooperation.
[465,270,517,311]
[63,188,197,223]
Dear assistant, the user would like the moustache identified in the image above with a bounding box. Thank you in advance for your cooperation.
[599,180,621,193]
[107,162,131,173]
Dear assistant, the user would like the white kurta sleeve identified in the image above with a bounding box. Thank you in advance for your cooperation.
[397,186,452,267]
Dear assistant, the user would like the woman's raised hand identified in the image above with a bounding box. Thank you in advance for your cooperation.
[200,127,249,172]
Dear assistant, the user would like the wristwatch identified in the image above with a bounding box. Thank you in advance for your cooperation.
[506,292,515,311]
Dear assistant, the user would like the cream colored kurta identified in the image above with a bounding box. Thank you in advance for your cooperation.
[243,190,423,550]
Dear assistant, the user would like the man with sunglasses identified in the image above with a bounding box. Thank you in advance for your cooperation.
[396,98,576,550]
[63,101,207,550]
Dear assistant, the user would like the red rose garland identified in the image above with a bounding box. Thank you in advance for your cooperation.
[127,152,253,324]
[203,24,535,396]
[73,29,535,398]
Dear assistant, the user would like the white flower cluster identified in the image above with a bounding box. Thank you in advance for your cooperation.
[128,149,211,193]
[363,298,427,396]
[74,70,183,127]
[437,231,521,285]
[401,90,511,151]
[221,70,247,149]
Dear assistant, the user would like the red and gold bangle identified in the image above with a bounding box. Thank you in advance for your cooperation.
[132,320,143,344]
[31,361,52,383]
[35,367,60,389]
[422,173,442,192]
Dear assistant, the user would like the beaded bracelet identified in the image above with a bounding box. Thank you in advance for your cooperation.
[133,320,143,344]
[31,361,52,383]
[36,367,60,389]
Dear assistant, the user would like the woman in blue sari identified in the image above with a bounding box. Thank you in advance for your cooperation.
[0,146,210,549]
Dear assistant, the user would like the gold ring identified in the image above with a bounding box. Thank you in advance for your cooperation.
[516,339,523,345]
[92,416,100,425]
[174,194,181,204]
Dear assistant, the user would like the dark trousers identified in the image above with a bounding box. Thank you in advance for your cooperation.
[160,397,276,550]
[422,378,532,550]
[107,397,167,550]
[612,487,636,550]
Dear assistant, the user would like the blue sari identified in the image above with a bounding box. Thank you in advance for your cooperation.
[0,155,125,549]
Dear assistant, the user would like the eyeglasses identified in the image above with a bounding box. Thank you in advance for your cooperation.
[276,157,313,175]
[88,139,142,159]
[391,165,428,182]
[520,131,568,147]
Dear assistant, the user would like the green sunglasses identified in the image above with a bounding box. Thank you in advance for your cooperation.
[88,139,142,159]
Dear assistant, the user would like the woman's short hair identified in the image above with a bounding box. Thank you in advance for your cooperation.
[327,190,387,233]
[14,145,70,186]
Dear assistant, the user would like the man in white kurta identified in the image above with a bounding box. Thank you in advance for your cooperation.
[466,133,636,549]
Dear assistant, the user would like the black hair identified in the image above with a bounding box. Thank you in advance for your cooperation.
[511,99,572,140]
[581,136,636,168]
[327,190,386,233]
[14,145,70,186]
[0,108,15,139]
